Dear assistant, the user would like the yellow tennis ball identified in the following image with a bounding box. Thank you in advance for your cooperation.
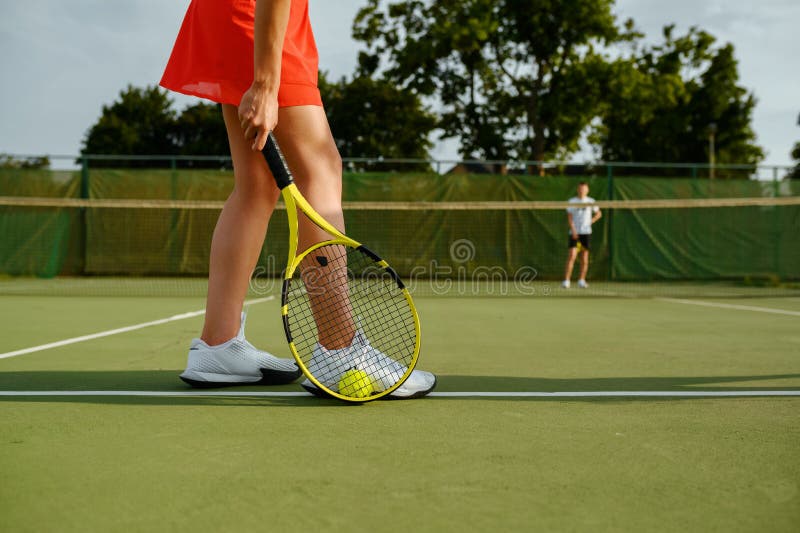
[338,369,374,398]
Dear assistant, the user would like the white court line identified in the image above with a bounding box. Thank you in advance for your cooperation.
[0,390,797,398]
[658,297,800,317]
[0,296,275,360]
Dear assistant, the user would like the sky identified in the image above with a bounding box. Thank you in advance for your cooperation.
[0,0,797,168]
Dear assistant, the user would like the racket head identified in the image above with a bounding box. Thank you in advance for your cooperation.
[281,239,421,402]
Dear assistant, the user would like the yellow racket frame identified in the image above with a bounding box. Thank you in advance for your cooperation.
[278,181,421,402]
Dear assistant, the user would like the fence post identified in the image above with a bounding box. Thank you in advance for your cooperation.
[170,158,177,196]
[80,156,90,199]
[606,165,614,281]
[79,156,90,274]
[169,158,179,273]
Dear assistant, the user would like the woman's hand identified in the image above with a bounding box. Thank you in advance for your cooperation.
[238,81,278,151]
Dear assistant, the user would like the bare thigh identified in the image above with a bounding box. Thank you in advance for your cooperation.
[275,106,353,348]
[221,104,281,205]
[221,103,343,247]
[273,105,344,245]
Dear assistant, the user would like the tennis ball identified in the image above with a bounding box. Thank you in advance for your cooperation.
[338,369,374,398]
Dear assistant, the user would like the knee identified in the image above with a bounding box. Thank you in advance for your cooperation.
[297,147,344,211]
[322,145,342,177]
[231,167,280,208]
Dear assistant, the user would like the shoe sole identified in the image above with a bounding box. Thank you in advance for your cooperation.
[180,367,302,388]
[301,376,437,400]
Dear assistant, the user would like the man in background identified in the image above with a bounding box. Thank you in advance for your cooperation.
[562,182,601,288]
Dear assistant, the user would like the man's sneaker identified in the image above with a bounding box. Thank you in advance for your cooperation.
[577,279,589,288]
[300,329,437,400]
[561,280,571,289]
[179,312,301,388]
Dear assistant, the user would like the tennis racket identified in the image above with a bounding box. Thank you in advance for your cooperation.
[262,134,421,402]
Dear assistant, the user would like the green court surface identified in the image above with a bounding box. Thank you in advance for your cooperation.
[1,288,798,532]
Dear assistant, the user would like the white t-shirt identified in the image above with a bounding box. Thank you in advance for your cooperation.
[566,196,599,235]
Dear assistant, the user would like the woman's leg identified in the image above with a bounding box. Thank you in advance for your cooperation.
[194,104,434,396]
[273,105,344,247]
[269,105,435,397]
[200,104,281,346]
[273,105,355,349]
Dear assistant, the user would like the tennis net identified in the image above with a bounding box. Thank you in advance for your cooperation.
[1,194,798,298]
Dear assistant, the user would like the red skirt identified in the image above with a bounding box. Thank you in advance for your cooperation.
[160,0,321,107]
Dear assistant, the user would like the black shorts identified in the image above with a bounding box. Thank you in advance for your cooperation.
[568,234,591,250]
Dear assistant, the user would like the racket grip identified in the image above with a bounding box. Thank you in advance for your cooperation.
[262,135,294,189]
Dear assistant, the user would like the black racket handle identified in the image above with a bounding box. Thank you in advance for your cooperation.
[262,134,294,189]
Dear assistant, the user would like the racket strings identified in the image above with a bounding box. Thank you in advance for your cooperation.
[285,245,417,396]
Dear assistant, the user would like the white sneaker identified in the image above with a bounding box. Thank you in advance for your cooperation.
[179,312,301,388]
[577,279,589,288]
[300,330,436,400]
[561,280,571,289]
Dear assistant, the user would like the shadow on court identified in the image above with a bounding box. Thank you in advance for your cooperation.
[0,370,798,407]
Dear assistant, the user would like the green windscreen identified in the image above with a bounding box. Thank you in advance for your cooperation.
[1,167,798,297]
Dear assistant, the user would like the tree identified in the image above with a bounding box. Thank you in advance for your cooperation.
[0,155,49,169]
[353,0,633,166]
[790,143,800,179]
[82,86,232,167]
[790,143,800,180]
[83,78,434,171]
[789,113,800,180]
[319,72,436,170]
[174,102,230,167]
[81,85,178,167]
[594,26,763,174]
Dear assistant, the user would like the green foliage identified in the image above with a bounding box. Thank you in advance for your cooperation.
[0,154,50,169]
[81,85,229,167]
[82,78,436,170]
[319,72,436,170]
[82,8,766,175]
[789,113,800,180]
[173,102,230,168]
[353,0,634,162]
[354,2,762,173]
[594,26,763,173]
[82,85,179,166]
[790,142,800,179]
